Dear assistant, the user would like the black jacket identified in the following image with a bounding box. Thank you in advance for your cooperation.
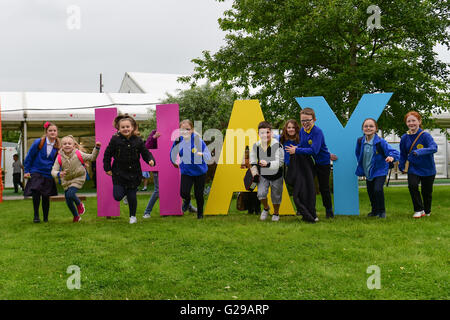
[103,133,155,189]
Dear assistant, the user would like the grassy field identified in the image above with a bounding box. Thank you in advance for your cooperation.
[0,186,448,300]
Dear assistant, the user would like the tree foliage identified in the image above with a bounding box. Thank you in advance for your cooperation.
[183,0,449,135]
[161,82,238,134]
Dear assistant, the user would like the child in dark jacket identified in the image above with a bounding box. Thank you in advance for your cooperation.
[399,111,438,218]
[103,114,155,224]
[355,118,399,218]
[170,119,211,219]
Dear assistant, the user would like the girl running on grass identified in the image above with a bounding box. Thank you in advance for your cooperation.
[51,135,101,222]
[399,111,438,219]
[170,119,211,219]
[103,114,155,224]
[355,118,399,218]
[24,122,61,223]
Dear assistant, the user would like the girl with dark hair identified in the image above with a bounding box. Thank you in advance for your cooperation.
[104,114,155,224]
[355,118,399,218]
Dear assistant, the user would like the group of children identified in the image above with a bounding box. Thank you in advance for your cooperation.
[22,110,437,224]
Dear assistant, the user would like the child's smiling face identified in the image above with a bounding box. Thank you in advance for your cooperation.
[406,115,421,133]
[119,120,134,138]
[62,137,75,154]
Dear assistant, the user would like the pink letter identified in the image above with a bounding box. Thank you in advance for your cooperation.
[140,104,182,216]
[95,108,120,217]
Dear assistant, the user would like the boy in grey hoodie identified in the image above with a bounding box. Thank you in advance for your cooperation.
[250,121,284,221]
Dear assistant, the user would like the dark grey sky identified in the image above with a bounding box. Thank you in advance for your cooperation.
[0,0,448,93]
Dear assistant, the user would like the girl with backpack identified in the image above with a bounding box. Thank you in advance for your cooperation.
[355,118,399,218]
[24,122,61,223]
[51,135,101,222]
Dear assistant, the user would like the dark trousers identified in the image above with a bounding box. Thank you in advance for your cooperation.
[113,185,138,217]
[181,174,206,216]
[13,173,24,193]
[247,192,261,214]
[366,176,386,214]
[315,164,333,212]
[408,174,435,214]
[32,190,50,221]
[65,187,81,218]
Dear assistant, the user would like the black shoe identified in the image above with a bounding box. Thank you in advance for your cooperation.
[33,218,40,223]
[301,212,316,223]
[197,214,203,219]
[367,212,378,217]
[377,212,386,219]
[326,210,334,219]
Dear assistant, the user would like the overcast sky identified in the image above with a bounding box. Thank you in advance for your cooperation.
[0,0,448,93]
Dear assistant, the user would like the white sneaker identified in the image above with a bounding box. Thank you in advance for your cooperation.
[413,211,425,218]
[143,213,151,219]
[314,217,319,222]
[129,216,137,224]
[123,196,128,205]
[271,214,280,222]
[425,213,431,217]
[260,207,270,221]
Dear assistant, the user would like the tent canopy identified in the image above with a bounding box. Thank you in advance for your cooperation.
[0,92,157,138]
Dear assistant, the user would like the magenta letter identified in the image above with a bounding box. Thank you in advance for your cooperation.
[95,108,120,217]
[140,104,182,216]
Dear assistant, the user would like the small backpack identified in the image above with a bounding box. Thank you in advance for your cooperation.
[57,150,90,182]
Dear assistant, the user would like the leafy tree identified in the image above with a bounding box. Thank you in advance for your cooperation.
[161,82,238,134]
[182,0,449,135]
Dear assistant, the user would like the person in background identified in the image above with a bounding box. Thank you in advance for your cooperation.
[12,154,24,193]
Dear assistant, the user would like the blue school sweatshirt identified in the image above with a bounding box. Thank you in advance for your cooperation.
[24,138,58,179]
[355,134,399,180]
[170,133,211,176]
[399,129,437,176]
[295,125,330,165]
[282,139,299,166]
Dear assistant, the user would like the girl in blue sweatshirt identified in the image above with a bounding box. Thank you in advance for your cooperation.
[399,111,438,218]
[170,120,211,219]
[355,118,399,218]
[24,122,60,223]
[285,108,337,219]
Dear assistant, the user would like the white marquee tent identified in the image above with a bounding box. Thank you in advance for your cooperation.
[0,92,157,158]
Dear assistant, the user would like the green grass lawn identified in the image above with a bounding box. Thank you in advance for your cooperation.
[0,186,448,300]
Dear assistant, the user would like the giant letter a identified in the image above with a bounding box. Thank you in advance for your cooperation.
[205,100,295,216]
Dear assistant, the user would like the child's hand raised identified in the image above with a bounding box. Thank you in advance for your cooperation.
[106,171,112,176]
[148,160,155,167]
[95,141,101,148]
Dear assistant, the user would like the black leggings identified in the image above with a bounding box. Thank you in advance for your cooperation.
[32,190,50,221]
[408,174,435,214]
[181,174,206,215]
[113,185,138,217]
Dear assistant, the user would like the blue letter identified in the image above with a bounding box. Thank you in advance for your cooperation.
[295,93,393,215]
